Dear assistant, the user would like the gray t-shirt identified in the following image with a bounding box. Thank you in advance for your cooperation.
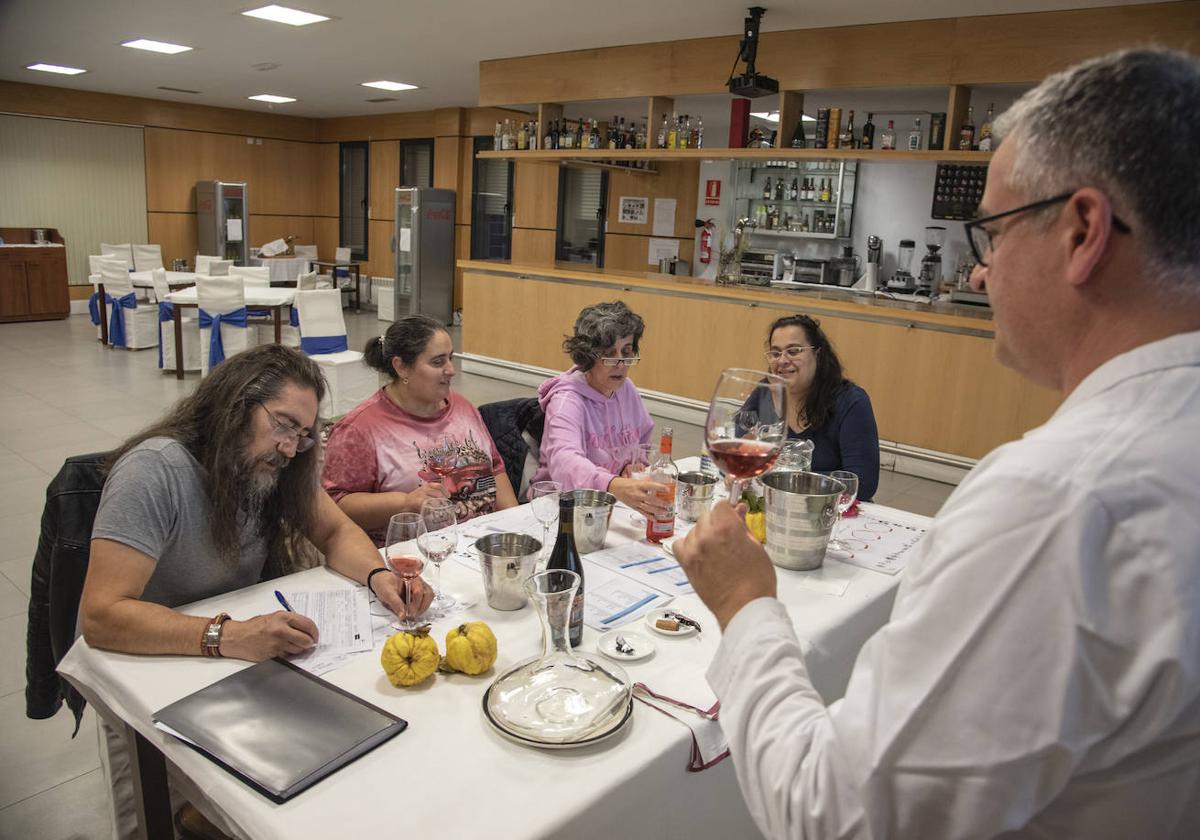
[91,437,268,608]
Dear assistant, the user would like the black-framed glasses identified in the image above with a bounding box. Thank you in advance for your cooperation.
[259,403,317,453]
[600,355,641,367]
[964,192,1131,267]
[765,345,815,362]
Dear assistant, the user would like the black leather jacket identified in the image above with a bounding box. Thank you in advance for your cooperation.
[478,397,544,495]
[25,451,109,734]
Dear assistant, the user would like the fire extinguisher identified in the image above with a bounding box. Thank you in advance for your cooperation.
[699,220,714,264]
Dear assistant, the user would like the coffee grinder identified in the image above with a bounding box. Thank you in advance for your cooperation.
[887,239,917,292]
[918,225,946,297]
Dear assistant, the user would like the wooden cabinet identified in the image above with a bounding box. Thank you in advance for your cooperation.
[0,227,70,322]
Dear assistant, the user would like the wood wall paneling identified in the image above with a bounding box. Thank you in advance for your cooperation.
[252,139,318,216]
[647,97,674,136]
[248,215,315,249]
[369,141,400,222]
[434,136,461,190]
[511,228,557,265]
[512,161,560,230]
[776,92,805,149]
[316,144,340,218]
[946,85,972,149]
[467,107,533,137]
[457,140,475,226]
[368,219,395,279]
[146,212,197,268]
[314,217,339,264]
[602,233,694,274]
[605,161,698,237]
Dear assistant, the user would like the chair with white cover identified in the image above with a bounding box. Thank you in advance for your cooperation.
[150,268,201,372]
[88,255,121,339]
[206,260,233,276]
[100,260,158,350]
[294,289,378,418]
[294,244,318,261]
[231,266,270,287]
[100,243,134,265]
[194,255,221,274]
[132,244,164,272]
[296,271,318,291]
[196,276,250,376]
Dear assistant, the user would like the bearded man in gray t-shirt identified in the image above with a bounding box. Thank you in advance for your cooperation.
[82,343,431,662]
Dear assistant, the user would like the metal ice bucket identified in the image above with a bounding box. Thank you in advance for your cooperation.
[570,489,616,553]
[762,471,845,571]
[475,533,542,610]
[677,471,718,522]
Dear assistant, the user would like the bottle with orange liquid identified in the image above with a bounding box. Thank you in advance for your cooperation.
[646,427,679,543]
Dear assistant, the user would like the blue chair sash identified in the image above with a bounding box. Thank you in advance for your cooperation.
[157,302,174,368]
[289,307,299,328]
[108,292,137,348]
[88,291,114,326]
[300,334,348,355]
[198,307,248,368]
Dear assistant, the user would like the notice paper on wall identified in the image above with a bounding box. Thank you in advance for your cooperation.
[226,218,243,242]
[619,196,648,224]
[399,229,412,252]
[647,237,679,266]
[652,198,676,236]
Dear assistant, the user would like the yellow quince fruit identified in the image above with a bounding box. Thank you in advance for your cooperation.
[441,622,498,676]
[380,626,439,687]
[746,511,767,544]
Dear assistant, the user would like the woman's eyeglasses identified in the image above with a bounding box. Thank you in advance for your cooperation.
[765,346,815,362]
[600,355,641,367]
[259,404,317,453]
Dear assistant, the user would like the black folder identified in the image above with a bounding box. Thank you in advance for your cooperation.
[153,657,406,803]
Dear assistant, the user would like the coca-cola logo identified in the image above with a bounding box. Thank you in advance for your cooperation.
[425,208,452,221]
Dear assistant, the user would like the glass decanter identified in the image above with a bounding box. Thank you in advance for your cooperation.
[485,570,632,745]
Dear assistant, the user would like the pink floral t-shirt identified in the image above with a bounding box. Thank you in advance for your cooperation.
[322,389,506,545]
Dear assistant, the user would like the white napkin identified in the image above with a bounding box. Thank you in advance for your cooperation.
[633,682,729,771]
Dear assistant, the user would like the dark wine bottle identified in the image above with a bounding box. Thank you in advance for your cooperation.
[546,495,584,647]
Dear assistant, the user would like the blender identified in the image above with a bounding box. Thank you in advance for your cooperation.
[887,239,917,292]
[918,226,946,297]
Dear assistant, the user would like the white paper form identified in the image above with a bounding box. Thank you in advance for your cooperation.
[587,541,695,596]
[825,511,926,576]
[583,563,671,631]
[647,237,680,266]
[652,198,677,236]
[279,589,373,676]
[226,218,243,242]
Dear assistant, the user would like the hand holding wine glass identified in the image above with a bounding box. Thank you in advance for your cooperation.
[826,470,859,553]
[705,368,788,504]
[384,512,430,629]
[418,498,459,615]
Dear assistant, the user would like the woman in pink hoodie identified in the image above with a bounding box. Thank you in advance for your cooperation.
[529,301,671,518]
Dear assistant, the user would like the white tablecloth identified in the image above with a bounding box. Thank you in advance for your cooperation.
[58,461,925,839]
[165,287,296,307]
[90,270,198,291]
[250,256,310,285]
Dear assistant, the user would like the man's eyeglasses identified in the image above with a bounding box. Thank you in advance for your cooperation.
[600,355,641,367]
[765,346,815,362]
[964,192,1131,268]
[259,403,316,453]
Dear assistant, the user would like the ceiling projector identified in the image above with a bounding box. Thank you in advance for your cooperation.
[727,6,779,99]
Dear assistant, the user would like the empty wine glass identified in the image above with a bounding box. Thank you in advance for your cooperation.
[624,443,653,526]
[418,498,459,615]
[383,512,428,629]
[530,480,562,564]
[704,368,788,504]
[827,470,859,553]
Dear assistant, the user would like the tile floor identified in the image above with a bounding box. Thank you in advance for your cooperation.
[0,309,954,838]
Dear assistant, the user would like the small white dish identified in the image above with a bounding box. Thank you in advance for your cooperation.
[597,630,655,662]
[645,608,698,637]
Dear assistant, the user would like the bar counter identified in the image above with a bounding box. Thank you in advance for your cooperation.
[459,260,1062,464]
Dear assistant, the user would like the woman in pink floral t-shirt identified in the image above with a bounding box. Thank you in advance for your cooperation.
[322,315,518,546]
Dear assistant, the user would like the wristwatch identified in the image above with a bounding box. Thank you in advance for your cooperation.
[201,612,231,657]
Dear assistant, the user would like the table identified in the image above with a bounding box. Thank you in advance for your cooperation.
[58,472,927,839]
[310,259,362,311]
[89,270,197,345]
[163,287,296,379]
[249,256,311,286]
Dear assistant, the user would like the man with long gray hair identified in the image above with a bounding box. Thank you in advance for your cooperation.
[676,48,1200,838]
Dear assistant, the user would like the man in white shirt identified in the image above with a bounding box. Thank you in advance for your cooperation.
[676,48,1200,839]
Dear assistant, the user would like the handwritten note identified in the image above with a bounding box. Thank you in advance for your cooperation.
[824,512,926,576]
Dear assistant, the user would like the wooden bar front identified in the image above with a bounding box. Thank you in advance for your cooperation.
[460,260,1062,462]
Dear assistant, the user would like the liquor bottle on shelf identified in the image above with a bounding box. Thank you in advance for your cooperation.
[636,121,647,150]
[527,121,537,150]
[590,119,601,150]
[516,121,527,150]
[763,178,772,200]
[775,178,785,200]
[959,106,976,151]
[861,113,875,149]
[790,118,806,148]
[657,113,668,149]
[820,179,831,202]
[977,104,995,151]
[546,495,584,647]
[693,116,704,149]
[813,108,830,149]
[790,177,799,200]
[575,119,585,150]
[678,115,690,149]
[907,117,923,151]
[608,116,618,150]
[929,113,947,150]
[839,110,856,149]
[544,119,555,151]
[880,120,896,150]
[494,121,503,150]
[667,111,678,149]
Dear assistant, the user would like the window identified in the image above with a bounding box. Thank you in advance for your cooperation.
[470,137,513,260]
[339,141,369,260]
[556,166,607,266]
[400,139,434,188]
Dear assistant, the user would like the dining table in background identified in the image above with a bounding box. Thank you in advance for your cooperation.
[309,260,362,312]
[249,256,311,286]
[89,270,197,345]
[163,286,296,379]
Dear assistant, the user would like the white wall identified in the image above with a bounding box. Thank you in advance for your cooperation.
[0,114,148,285]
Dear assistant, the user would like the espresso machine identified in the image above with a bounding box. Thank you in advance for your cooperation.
[917,226,946,297]
[886,239,917,292]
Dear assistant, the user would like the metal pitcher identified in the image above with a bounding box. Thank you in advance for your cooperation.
[761,471,845,571]
[475,533,542,610]
[570,489,616,553]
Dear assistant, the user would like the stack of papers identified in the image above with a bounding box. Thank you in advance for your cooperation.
[277,589,373,676]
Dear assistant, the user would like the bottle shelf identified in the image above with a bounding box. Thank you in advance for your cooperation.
[738,197,851,208]
[476,148,992,164]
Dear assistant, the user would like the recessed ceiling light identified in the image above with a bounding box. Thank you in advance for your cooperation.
[248,94,296,103]
[27,63,87,75]
[361,80,418,92]
[242,5,330,26]
[121,38,193,54]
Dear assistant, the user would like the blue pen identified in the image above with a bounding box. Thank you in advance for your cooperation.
[274,590,294,612]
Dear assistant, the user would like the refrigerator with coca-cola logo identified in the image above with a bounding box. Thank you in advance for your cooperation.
[393,187,455,324]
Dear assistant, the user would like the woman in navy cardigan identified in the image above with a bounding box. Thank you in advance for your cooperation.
[750,314,880,500]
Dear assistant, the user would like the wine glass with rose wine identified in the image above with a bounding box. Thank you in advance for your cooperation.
[383,512,428,629]
[704,368,788,506]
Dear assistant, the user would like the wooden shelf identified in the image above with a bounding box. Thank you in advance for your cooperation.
[477,148,992,164]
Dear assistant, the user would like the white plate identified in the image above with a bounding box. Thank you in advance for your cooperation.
[645,608,698,636]
[482,693,633,750]
[597,630,655,662]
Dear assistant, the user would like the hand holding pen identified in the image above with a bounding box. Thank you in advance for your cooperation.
[207,593,319,662]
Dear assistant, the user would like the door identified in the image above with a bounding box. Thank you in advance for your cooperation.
[25,255,68,315]
[470,137,513,260]
[0,259,30,318]
[555,166,608,266]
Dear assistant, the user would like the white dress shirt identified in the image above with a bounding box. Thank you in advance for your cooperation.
[709,331,1200,839]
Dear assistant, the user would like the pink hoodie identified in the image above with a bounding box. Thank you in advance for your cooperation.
[529,366,654,493]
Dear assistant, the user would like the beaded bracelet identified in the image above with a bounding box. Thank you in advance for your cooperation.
[366,567,390,596]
